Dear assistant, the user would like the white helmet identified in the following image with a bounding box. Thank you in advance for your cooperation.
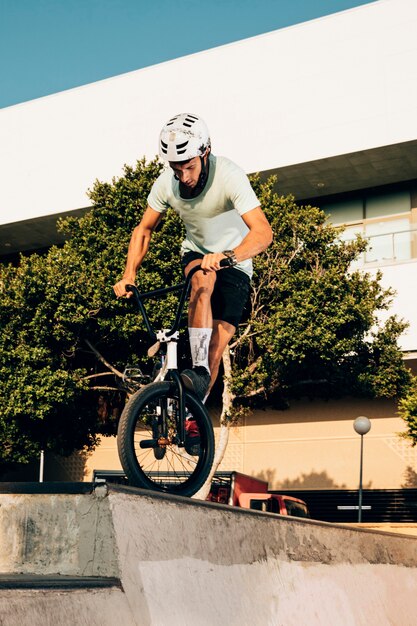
[159,113,210,162]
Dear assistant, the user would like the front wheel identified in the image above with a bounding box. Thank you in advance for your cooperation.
[117,381,214,497]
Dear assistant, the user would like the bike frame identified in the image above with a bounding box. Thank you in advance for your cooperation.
[125,259,232,447]
[126,264,202,446]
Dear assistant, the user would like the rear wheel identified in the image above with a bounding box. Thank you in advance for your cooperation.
[117,381,214,497]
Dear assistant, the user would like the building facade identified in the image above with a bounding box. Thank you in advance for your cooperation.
[1,0,417,488]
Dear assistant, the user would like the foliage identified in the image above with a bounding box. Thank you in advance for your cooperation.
[228,175,411,411]
[0,160,413,468]
[398,379,417,446]
[0,158,185,469]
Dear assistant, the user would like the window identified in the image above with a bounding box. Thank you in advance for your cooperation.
[323,191,415,265]
[323,198,363,225]
[249,498,280,513]
[284,499,310,518]
[366,191,410,219]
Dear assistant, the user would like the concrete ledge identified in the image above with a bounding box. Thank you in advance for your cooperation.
[1,484,417,625]
[0,485,118,578]
[0,574,121,590]
[343,523,417,537]
[0,482,95,494]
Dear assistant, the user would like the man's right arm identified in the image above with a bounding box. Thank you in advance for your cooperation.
[113,206,162,297]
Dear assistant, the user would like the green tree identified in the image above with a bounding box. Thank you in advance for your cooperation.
[398,382,417,446]
[198,177,413,493]
[229,175,411,407]
[0,158,181,471]
[0,160,412,475]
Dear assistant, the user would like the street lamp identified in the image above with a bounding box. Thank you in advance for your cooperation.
[39,449,45,483]
[353,416,371,522]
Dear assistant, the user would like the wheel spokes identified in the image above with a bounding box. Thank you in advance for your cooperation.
[132,397,203,487]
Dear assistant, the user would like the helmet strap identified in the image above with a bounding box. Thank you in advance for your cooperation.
[178,153,210,199]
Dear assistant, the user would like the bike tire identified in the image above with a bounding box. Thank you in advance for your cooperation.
[117,381,214,497]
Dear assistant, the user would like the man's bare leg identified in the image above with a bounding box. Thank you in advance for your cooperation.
[208,319,236,393]
[185,258,216,328]
[183,262,236,399]
[181,259,216,398]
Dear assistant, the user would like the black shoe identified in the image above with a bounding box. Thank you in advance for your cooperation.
[181,366,210,400]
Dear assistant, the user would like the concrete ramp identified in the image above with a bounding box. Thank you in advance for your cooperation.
[0,483,416,625]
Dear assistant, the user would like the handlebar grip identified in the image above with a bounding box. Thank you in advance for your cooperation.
[219,257,234,268]
[125,283,141,302]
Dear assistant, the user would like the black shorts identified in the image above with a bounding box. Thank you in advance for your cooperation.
[181,251,251,328]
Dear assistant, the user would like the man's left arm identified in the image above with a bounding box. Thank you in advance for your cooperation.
[233,206,273,262]
[200,207,273,271]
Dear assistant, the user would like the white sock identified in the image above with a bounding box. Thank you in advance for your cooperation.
[188,327,212,373]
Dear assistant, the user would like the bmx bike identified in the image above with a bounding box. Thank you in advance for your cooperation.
[117,259,232,497]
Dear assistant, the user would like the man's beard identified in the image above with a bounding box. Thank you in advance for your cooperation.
[179,157,210,199]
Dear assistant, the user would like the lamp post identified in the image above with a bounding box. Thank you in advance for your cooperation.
[39,449,44,483]
[353,416,371,522]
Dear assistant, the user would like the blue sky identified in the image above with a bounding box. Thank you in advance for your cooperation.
[0,0,376,109]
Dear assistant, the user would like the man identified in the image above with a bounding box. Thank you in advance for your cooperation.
[114,113,272,400]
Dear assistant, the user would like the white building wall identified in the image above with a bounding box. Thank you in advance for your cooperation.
[0,0,417,224]
[0,0,416,348]
[368,261,417,351]
[2,0,417,488]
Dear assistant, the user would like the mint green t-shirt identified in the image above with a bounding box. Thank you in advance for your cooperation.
[147,154,260,278]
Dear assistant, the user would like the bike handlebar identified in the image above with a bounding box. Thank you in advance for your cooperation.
[125,258,233,340]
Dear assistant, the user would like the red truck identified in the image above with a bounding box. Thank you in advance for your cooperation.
[207,471,310,519]
[93,469,310,517]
